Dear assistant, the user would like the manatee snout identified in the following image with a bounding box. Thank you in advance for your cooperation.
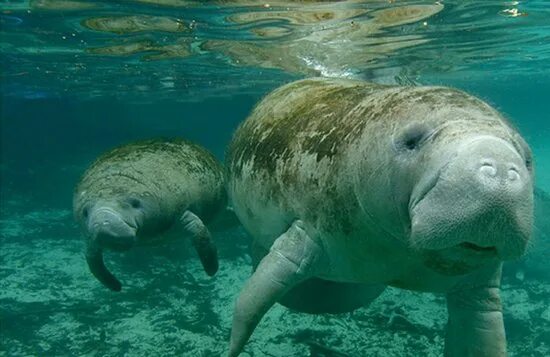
[458,136,529,193]
[87,207,137,251]
[411,135,533,260]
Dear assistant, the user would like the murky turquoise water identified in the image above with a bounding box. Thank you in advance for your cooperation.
[1,1,549,356]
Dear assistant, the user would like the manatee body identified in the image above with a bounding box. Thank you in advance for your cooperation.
[226,78,535,356]
[74,139,226,291]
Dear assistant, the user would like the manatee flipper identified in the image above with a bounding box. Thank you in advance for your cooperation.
[251,242,385,314]
[535,187,550,239]
[445,263,505,357]
[86,242,122,292]
[180,210,219,276]
[229,220,325,357]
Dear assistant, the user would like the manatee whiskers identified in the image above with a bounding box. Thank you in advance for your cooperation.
[459,242,496,252]
[409,205,528,260]
[408,166,443,213]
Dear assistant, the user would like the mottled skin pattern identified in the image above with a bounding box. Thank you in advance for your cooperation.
[226,78,535,356]
[74,139,226,291]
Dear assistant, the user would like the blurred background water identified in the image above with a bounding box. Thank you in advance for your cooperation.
[1,1,549,356]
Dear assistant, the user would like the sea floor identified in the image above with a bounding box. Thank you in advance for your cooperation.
[1,195,549,356]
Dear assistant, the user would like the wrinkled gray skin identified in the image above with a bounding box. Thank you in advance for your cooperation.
[74,139,226,291]
[226,78,537,356]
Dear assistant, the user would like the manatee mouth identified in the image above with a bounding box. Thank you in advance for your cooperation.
[88,208,138,251]
[458,242,497,253]
[422,241,499,276]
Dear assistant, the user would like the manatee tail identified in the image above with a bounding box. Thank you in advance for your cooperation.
[86,242,122,292]
[535,187,550,239]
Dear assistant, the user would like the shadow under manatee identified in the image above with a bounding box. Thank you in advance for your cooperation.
[281,299,443,357]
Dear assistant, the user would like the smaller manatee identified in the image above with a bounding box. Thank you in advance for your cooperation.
[73,139,228,291]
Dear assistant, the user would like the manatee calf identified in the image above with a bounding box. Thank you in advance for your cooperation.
[74,139,226,291]
[226,78,541,356]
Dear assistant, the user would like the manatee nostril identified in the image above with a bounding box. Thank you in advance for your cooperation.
[508,168,520,181]
[479,161,497,177]
[478,159,522,181]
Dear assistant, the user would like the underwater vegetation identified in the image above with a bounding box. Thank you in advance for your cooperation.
[1,201,549,355]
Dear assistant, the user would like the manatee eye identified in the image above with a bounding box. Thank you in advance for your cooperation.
[129,198,142,209]
[395,123,432,152]
[525,154,533,171]
[404,135,422,151]
[82,208,89,219]
[514,134,533,172]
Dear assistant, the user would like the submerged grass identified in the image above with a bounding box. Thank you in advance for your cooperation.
[0,196,548,356]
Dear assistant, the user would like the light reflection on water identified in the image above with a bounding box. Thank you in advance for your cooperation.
[1,1,549,101]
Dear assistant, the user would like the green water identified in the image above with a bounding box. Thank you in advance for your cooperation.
[1,1,549,356]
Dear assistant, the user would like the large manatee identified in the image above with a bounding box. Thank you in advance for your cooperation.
[226,78,544,356]
[74,139,226,291]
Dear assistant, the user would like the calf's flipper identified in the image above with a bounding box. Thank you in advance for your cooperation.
[86,242,122,292]
[180,210,219,276]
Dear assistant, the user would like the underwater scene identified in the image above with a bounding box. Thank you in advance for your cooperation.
[1,0,549,356]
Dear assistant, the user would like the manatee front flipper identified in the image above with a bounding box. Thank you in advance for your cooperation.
[180,210,219,276]
[445,263,505,357]
[251,241,385,314]
[535,187,550,239]
[86,242,122,292]
[229,220,325,357]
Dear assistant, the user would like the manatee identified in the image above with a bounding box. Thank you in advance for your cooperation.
[226,78,542,356]
[74,139,227,291]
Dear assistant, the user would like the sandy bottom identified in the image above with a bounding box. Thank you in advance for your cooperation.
[1,196,549,356]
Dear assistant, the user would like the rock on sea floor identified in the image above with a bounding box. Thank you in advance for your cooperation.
[1,200,549,356]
